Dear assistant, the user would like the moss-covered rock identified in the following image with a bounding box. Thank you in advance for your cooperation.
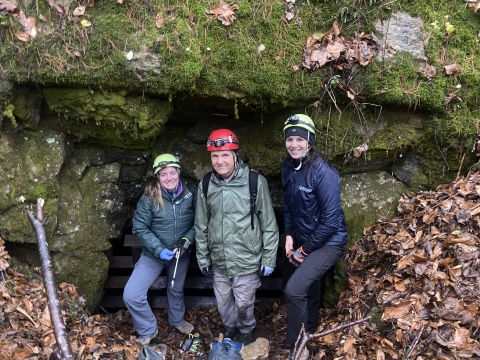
[42,87,172,149]
[0,126,66,241]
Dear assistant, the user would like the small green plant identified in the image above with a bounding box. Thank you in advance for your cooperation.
[330,74,341,88]
[0,14,8,27]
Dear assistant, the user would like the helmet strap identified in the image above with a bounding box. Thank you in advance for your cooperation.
[293,146,311,170]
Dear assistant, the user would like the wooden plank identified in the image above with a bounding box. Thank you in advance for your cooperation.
[124,234,141,247]
[102,295,282,309]
[108,256,134,268]
[104,276,282,290]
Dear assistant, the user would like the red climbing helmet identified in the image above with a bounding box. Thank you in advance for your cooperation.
[206,129,239,151]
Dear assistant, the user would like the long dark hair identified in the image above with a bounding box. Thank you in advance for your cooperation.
[144,176,165,211]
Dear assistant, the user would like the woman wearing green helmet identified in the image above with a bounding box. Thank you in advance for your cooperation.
[281,115,348,360]
[124,153,197,345]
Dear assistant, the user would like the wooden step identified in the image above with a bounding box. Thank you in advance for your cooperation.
[104,275,282,290]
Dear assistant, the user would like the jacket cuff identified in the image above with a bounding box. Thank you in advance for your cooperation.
[182,237,191,244]
[285,227,293,236]
[301,242,312,254]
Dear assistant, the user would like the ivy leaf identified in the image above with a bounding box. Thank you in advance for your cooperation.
[445,22,455,35]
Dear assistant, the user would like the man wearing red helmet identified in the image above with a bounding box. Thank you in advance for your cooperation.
[195,129,279,345]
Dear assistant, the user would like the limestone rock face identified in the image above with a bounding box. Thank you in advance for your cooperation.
[0,127,67,242]
[375,12,426,61]
[342,171,406,245]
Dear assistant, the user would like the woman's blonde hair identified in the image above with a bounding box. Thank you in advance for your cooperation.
[144,176,165,211]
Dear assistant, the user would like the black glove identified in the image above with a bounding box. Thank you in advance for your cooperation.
[175,237,191,256]
[287,246,308,268]
[201,266,214,277]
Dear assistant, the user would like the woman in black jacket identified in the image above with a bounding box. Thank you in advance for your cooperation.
[281,114,348,360]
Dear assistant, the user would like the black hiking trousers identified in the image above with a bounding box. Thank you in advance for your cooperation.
[284,244,345,345]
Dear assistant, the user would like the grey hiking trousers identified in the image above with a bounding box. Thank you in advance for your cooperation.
[123,253,190,337]
[213,271,261,334]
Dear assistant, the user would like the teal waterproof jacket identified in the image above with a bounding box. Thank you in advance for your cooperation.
[195,164,279,277]
[133,178,197,264]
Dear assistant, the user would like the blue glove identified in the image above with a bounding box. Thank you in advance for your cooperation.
[260,265,274,276]
[201,266,214,277]
[159,248,175,260]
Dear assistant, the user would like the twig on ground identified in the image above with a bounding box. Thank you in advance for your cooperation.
[293,316,372,360]
[405,323,425,359]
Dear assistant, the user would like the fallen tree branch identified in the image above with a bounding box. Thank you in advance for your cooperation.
[405,323,425,359]
[293,316,372,360]
[27,198,74,360]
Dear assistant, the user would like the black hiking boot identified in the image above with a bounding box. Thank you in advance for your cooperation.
[237,331,254,345]
[221,327,238,339]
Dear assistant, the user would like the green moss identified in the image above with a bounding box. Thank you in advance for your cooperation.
[42,87,171,149]
[2,104,16,127]
[0,0,479,160]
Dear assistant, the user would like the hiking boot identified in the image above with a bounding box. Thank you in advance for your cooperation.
[135,329,158,346]
[288,346,309,360]
[237,331,254,345]
[221,327,238,339]
[175,321,194,335]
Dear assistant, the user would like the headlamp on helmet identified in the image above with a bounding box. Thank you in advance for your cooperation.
[153,154,181,175]
[283,114,317,143]
[206,129,239,151]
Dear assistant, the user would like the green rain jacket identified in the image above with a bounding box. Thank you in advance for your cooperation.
[195,163,279,277]
[133,178,197,265]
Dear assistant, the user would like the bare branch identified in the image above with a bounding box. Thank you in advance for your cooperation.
[293,316,372,360]
[27,198,73,360]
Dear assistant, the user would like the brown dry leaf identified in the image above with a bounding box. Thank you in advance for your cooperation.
[73,6,85,16]
[87,0,94,7]
[444,63,459,76]
[310,49,328,68]
[15,31,30,42]
[326,40,346,59]
[155,12,165,28]
[343,336,356,353]
[382,300,412,320]
[206,0,239,26]
[73,50,83,59]
[18,11,37,38]
[45,0,65,14]
[424,63,437,77]
[353,143,368,158]
[0,0,18,13]
[332,20,341,37]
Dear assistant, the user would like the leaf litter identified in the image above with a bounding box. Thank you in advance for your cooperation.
[303,21,381,71]
[3,169,480,359]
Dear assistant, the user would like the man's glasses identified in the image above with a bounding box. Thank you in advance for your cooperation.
[207,137,238,148]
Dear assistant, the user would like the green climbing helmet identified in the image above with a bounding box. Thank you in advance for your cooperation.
[153,153,181,175]
[283,114,316,144]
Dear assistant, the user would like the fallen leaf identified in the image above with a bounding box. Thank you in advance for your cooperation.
[15,31,30,42]
[45,0,65,14]
[205,0,239,26]
[444,63,459,75]
[73,6,85,16]
[0,0,18,13]
[155,12,164,28]
[81,19,92,27]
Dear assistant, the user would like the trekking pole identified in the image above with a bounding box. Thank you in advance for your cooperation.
[171,248,180,288]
